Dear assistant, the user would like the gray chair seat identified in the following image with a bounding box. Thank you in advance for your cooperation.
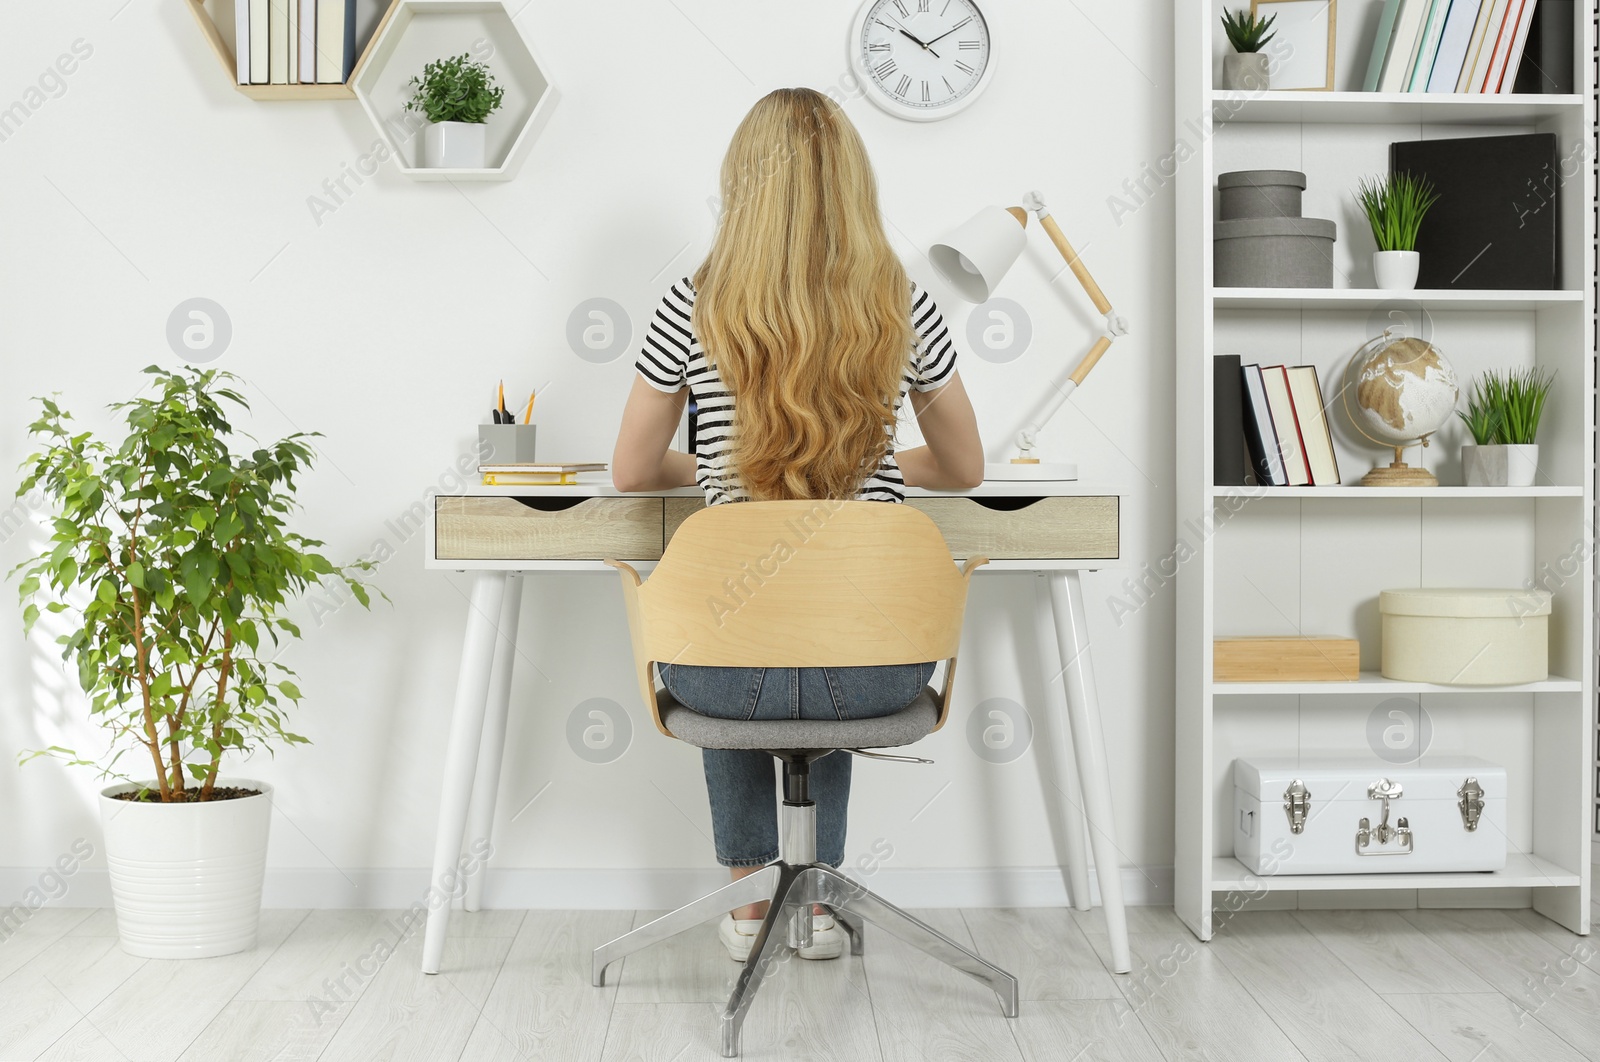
[657,686,942,751]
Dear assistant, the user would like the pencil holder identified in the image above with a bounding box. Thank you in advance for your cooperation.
[477,424,538,465]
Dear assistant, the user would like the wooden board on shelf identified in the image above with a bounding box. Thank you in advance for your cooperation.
[184,0,399,101]
[1214,636,1360,682]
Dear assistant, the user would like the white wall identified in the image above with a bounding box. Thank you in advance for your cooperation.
[0,0,1178,907]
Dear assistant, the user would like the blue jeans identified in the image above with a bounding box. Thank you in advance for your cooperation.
[659,663,936,868]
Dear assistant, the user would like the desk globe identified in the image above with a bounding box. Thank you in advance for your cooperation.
[1341,329,1460,487]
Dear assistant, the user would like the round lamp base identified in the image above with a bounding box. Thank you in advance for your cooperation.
[984,461,1079,482]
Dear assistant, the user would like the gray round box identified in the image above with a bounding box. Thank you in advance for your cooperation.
[1218,169,1307,220]
[1213,216,1336,288]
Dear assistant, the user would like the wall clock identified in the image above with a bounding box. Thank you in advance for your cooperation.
[849,0,995,122]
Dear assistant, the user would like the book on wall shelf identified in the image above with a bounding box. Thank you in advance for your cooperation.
[235,0,358,86]
[1358,0,1562,92]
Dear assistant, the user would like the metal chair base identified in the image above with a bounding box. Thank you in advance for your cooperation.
[591,860,1019,1058]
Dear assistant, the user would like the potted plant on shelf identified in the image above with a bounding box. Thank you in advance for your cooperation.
[1355,171,1441,291]
[1458,367,1555,487]
[1220,8,1276,91]
[13,365,376,959]
[405,52,506,170]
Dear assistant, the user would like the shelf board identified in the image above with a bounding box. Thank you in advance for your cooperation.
[1211,671,1583,696]
[1210,91,1585,125]
[1210,853,1581,891]
[1209,486,1586,499]
[1213,288,1584,311]
[234,83,357,101]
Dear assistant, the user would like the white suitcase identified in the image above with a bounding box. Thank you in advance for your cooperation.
[1233,756,1507,875]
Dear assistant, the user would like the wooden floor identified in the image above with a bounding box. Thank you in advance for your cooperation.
[1,899,1597,1061]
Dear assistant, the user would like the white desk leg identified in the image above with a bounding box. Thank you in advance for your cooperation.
[1046,571,1132,975]
[422,571,509,975]
[463,573,524,913]
[1034,575,1091,912]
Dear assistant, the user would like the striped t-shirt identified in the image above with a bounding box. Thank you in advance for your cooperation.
[634,277,958,505]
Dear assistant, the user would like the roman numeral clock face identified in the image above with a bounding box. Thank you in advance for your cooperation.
[851,0,994,121]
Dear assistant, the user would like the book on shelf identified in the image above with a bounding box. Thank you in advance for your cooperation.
[248,0,269,84]
[234,0,251,84]
[1362,0,1405,91]
[1511,0,1574,93]
[1427,0,1486,90]
[286,0,298,84]
[1381,0,1434,90]
[1462,0,1513,89]
[1391,132,1559,289]
[1213,354,1250,487]
[1407,0,1455,90]
[1259,366,1312,486]
[1477,0,1525,90]
[298,0,317,83]
[1239,364,1287,486]
[316,0,358,84]
[267,0,290,85]
[1285,366,1340,485]
[1497,0,1540,91]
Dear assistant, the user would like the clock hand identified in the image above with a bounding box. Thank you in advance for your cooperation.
[880,16,941,57]
[923,19,974,48]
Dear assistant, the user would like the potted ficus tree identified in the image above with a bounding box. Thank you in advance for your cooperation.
[1458,367,1555,487]
[13,365,375,958]
[405,52,506,170]
[1355,171,1441,290]
[1220,8,1276,91]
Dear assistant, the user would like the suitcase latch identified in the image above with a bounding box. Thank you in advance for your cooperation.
[1457,777,1484,832]
[1356,778,1412,856]
[1283,779,1311,835]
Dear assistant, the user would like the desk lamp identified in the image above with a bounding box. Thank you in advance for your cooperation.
[930,191,1129,481]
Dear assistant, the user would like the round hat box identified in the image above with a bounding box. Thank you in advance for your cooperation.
[1213,216,1336,288]
[1218,169,1307,219]
[1379,588,1552,685]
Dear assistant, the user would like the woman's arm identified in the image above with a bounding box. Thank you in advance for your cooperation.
[612,375,698,491]
[898,370,984,490]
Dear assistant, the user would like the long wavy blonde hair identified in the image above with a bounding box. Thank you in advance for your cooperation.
[692,87,913,502]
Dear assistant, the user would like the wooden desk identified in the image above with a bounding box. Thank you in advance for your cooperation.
[421,480,1132,975]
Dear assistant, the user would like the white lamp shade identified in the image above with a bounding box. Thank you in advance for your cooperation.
[929,206,1027,303]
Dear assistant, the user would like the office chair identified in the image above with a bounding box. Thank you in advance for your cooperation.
[590,499,1019,1058]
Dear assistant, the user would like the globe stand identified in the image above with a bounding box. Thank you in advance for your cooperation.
[1360,442,1438,488]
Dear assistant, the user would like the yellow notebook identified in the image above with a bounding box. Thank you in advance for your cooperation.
[482,472,580,486]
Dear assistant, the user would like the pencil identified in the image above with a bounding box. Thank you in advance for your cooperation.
[522,390,535,424]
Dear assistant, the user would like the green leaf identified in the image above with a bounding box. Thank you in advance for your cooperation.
[126,561,145,589]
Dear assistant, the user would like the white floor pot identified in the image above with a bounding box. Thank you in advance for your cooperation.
[99,779,272,958]
[422,121,488,168]
[1373,250,1420,290]
[1461,443,1539,487]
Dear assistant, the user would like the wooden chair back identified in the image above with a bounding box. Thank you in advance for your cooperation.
[607,500,987,736]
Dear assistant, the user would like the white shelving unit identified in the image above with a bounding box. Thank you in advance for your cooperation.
[1175,2,1596,940]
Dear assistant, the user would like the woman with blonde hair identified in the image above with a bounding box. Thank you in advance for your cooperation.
[613,86,982,962]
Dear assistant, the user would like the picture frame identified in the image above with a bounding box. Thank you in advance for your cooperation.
[1251,0,1337,91]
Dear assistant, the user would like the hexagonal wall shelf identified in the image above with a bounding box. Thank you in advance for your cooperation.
[352,0,557,181]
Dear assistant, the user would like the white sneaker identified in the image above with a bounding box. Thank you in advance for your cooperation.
[717,912,845,961]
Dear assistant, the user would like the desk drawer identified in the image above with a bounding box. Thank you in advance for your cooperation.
[435,497,664,560]
[906,497,1118,560]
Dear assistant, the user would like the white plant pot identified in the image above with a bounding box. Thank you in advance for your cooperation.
[422,121,488,169]
[1461,443,1539,487]
[99,779,272,958]
[1373,250,1421,290]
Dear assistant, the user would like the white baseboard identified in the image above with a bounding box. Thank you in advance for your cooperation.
[1,864,1175,912]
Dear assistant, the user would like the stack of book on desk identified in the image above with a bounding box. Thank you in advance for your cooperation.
[1213,355,1341,487]
[235,0,358,86]
[480,463,608,486]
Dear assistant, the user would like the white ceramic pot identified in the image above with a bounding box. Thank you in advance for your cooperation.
[422,120,487,168]
[1222,52,1270,91]
[1461,443,1539,487]
[99,779,272,958]
[1373,250,1421,290]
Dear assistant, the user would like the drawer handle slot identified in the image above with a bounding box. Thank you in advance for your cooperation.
[967,497,1047,512]
[510,497,590,513]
